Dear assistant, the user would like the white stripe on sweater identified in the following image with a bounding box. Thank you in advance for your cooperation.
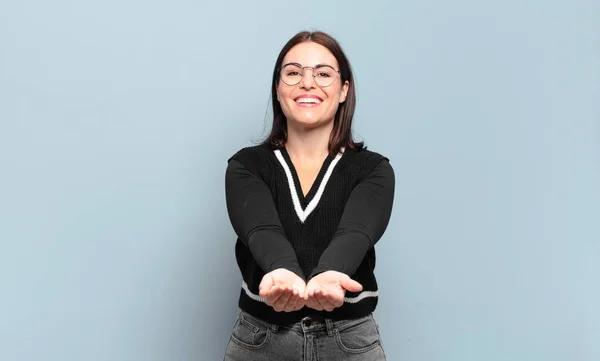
[242,281,267,303]
[343,291,379,304]
[274,149,343,223]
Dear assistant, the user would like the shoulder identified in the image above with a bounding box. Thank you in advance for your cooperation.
[342,147,393,182]
[227,143,277,179]
[228,143,277,169]
[228,143,273,163]
[343,147,390,168]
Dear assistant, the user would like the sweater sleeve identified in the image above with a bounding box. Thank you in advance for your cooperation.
[309,159,395,278]
[225,159,305,280]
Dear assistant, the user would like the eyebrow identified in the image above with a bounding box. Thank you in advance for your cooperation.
[281,62,336,68]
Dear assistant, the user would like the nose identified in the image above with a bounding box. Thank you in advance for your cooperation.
[300,67,316,89]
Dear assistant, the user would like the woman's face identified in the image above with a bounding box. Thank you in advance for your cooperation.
[276,41,349,130]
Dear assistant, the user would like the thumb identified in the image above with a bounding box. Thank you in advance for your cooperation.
[259,274,274,296]
[340,276,363,293]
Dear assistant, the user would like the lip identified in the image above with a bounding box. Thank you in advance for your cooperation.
[293,94,323,101]
[293,94,323,107]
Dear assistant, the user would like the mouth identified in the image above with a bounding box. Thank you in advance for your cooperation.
[294,94,323,106]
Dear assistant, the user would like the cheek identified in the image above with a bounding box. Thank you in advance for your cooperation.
[280,98,296,117]
[327,87,342,100]
[278,86,293,102]
[326,91,343,108]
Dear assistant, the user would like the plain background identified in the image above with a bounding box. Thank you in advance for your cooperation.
[1,0,598,360]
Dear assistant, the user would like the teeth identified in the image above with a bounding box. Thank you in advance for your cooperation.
[296,98,321,104]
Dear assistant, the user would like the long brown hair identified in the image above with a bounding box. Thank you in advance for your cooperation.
[263,31,365,156]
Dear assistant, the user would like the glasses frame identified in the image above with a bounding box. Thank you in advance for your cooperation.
[278,62,341,87]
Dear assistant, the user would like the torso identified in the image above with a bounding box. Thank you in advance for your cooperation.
[229,143,388,325]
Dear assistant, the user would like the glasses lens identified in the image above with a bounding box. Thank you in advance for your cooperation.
[314,65,336,87]
[280,64,302,85]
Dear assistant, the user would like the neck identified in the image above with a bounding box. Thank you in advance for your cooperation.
[285,120,333,163]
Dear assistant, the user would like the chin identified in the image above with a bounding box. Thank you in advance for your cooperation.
[291,117,330,130]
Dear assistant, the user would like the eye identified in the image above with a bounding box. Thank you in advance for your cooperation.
[316,72,331,77]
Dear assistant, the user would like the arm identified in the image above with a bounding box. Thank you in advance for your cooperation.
[309,159,395,278]
[225,159,305,280]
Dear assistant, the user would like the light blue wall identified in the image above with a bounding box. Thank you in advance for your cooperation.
[1,0,598,360]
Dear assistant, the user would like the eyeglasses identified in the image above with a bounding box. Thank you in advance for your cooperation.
[279,62,340,87]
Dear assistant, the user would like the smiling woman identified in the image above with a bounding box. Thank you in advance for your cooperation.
[223,30,395,361]
[265,31,361,157]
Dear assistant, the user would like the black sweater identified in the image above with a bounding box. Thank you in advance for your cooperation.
[225,144,395,325]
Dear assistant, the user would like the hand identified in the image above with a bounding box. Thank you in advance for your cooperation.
[305,271,363,312]
[259,268,307,312]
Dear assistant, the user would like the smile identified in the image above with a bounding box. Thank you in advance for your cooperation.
[294,94,323,107]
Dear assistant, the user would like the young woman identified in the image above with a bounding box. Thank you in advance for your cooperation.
[223,30,395,361]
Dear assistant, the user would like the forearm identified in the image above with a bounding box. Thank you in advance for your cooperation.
[310,230,371,277]
[310,159,395,278]
[247,227,305,279]
[226,159,305,279]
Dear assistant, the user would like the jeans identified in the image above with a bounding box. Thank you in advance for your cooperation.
[223,310,387,361]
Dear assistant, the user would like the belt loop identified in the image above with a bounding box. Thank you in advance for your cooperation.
[270,324,279,333]
[325,319,335,337]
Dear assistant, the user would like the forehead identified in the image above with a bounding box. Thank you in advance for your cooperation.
[282,41,339,68]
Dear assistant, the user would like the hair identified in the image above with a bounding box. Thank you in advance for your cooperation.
[262,30,365,156]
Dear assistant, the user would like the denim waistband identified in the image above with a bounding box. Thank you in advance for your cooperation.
[239,310,373,337]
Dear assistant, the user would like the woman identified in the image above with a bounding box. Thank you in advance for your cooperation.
[223,30,395,360]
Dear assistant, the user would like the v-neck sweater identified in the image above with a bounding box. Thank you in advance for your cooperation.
[225,143,395,325]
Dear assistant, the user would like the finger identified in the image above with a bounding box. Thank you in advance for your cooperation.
[273,287,293,312]
[266,286,285,306]
[283,293,301,312]
[292,283,307,300]
[277,287,294,310]
[305,297,321,310]
[286,287,304,312]
[291,295,306,311]
[305,284,323,310]
[340,277,363,293]
[309,300,323,311]
[316,290,338,312]
[308,288,324,311]
[304,287,316,303]
[315,288,331,311]
[305,289,323,311]
[298,284,309,302]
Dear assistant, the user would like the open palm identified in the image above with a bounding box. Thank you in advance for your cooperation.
[259,268,307,312]
[305,271,362,312]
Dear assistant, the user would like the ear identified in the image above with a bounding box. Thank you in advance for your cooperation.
[339,80,349,103]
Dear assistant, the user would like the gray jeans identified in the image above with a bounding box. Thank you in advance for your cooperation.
[223,310,387,361]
